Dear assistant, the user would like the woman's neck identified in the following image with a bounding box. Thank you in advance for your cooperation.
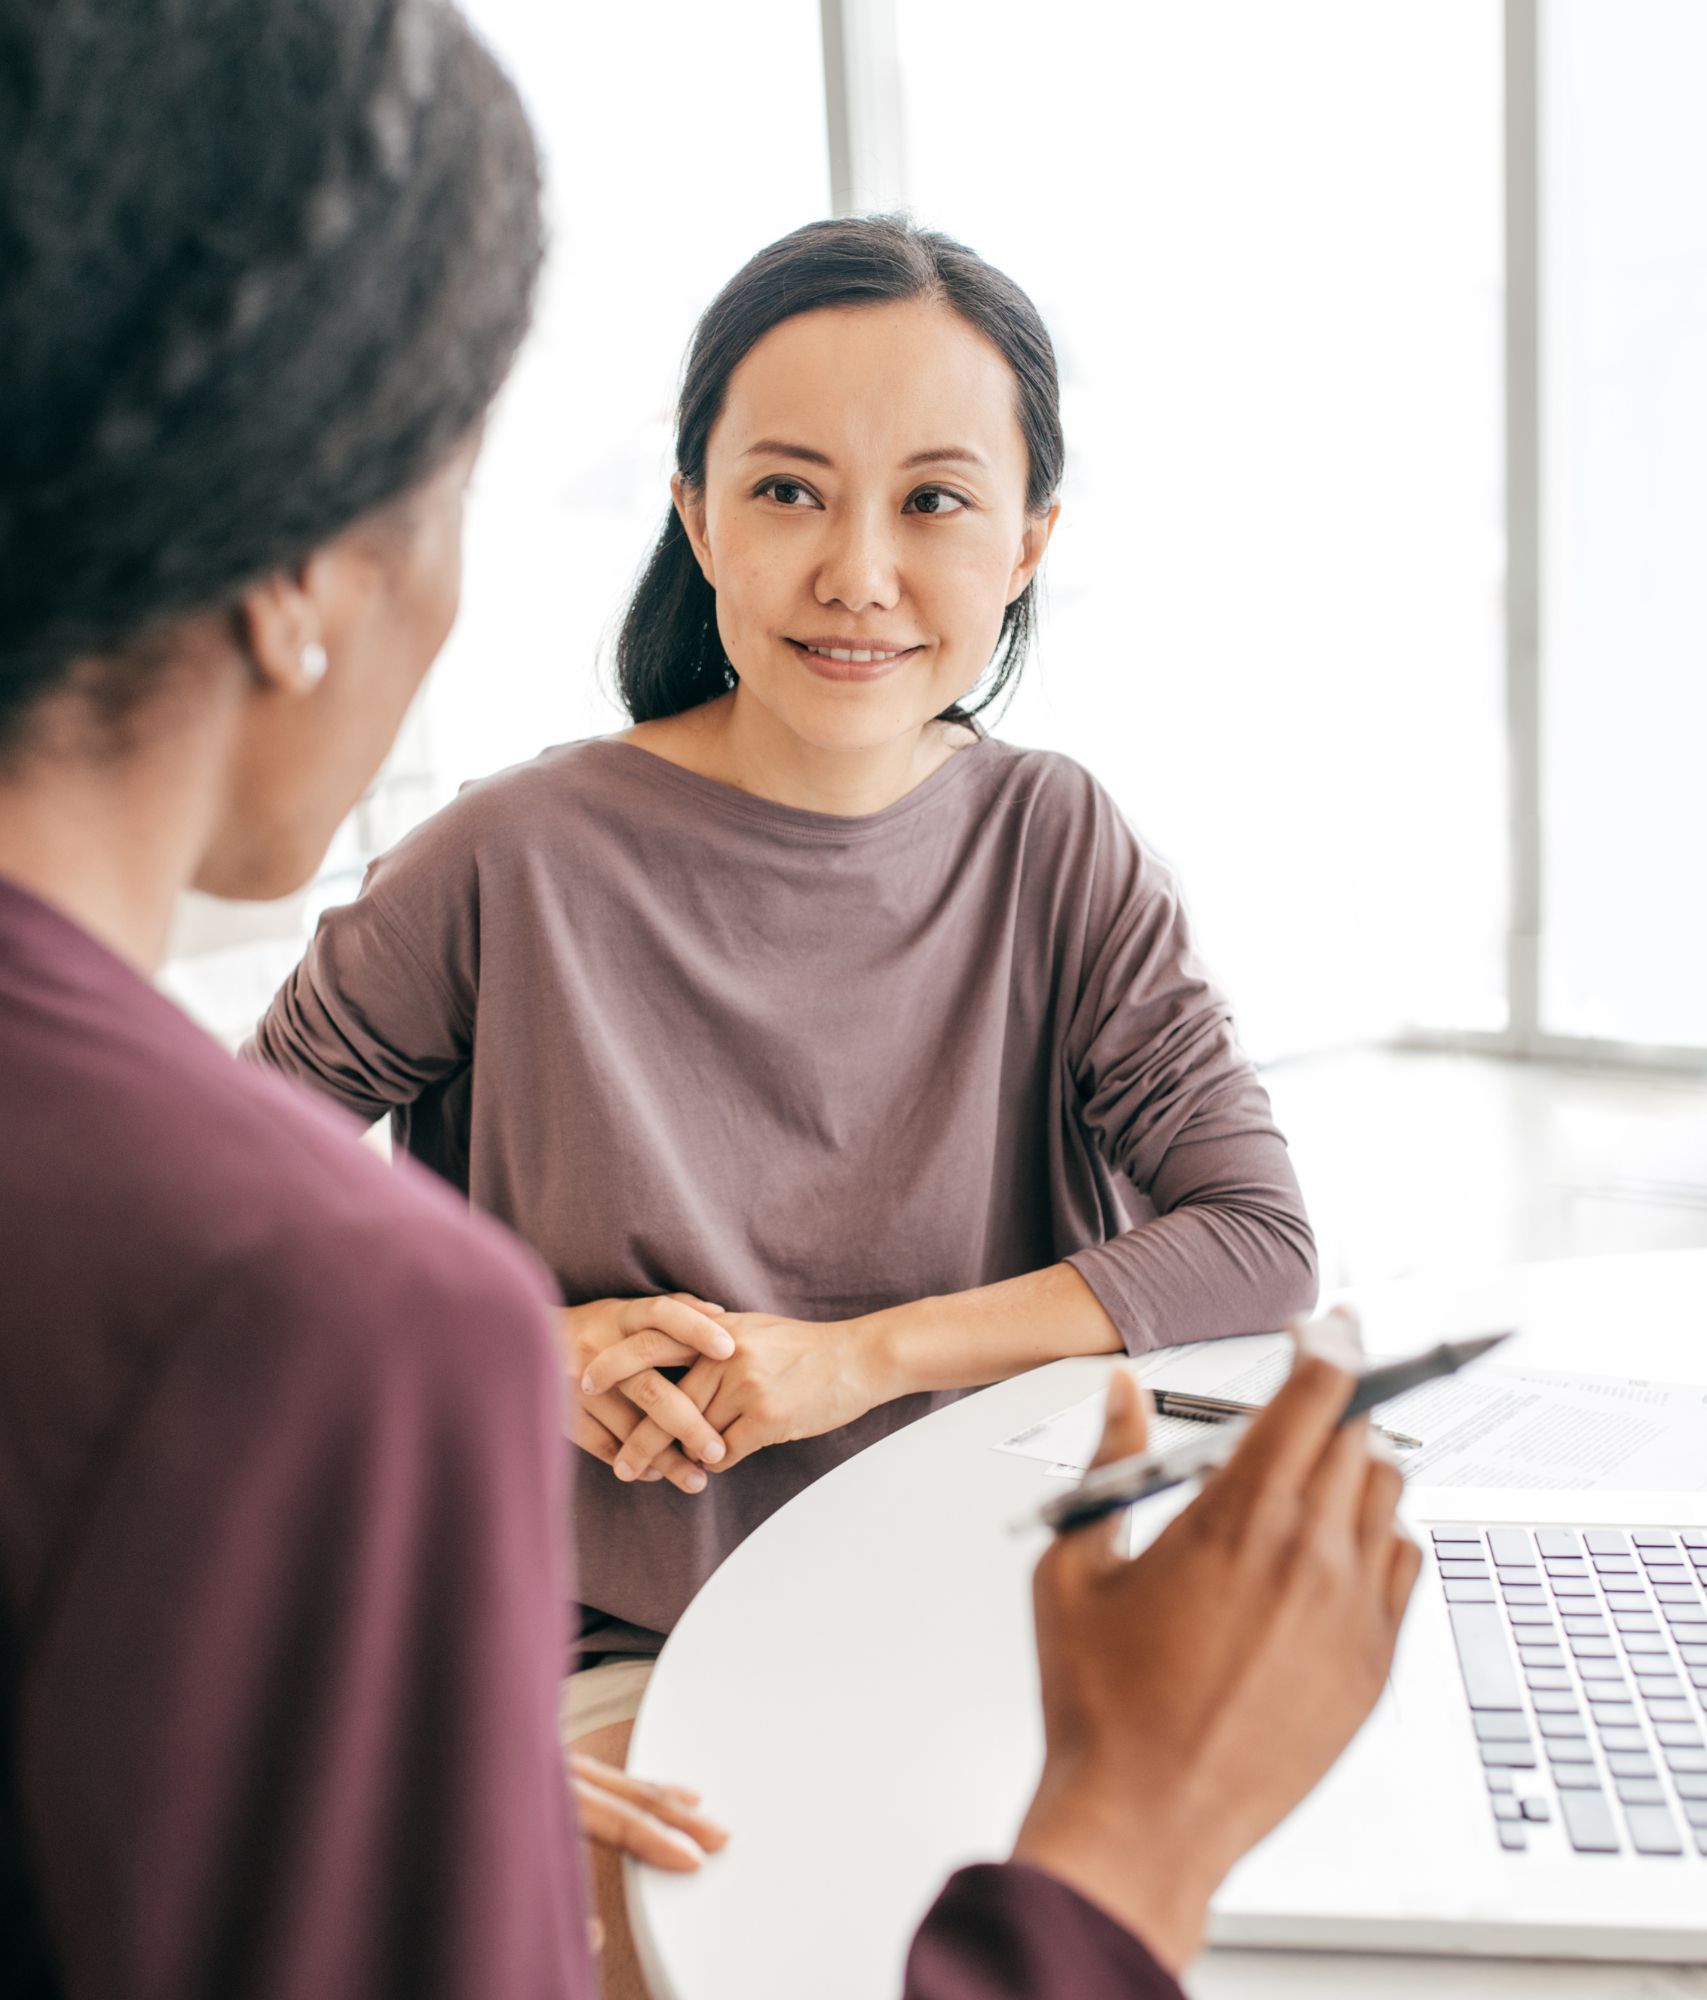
[624,691,975,818]
[0,699,233,975]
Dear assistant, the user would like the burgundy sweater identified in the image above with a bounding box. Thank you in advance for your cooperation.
[247,733,1315,1657]
[0,874,1184,1999]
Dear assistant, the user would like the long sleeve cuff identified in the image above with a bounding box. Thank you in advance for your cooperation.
[905,1862,1187,2000]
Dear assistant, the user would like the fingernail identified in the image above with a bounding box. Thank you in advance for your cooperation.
[642,1469,664,1482]
[660,1828,703,1864]
[581,1373,596,1395]
[683,1470,707,1493]
[700,1437,726,1464]
[614,1462,634,1482]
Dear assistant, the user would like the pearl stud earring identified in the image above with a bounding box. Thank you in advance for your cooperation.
[300,641,328,686]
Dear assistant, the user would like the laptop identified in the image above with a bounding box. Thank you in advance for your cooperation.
[1192,1487,1707,1962]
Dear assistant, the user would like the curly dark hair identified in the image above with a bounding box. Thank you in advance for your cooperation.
[614,215,1063,729]
[0,0,544,751]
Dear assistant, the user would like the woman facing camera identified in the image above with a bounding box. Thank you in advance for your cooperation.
[250,219,1317,1720]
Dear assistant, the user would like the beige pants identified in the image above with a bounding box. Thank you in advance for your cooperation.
[559,1656,657,1752]
[561,1658,663,2000]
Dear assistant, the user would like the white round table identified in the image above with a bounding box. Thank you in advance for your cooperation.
[627,1251,1707,1999]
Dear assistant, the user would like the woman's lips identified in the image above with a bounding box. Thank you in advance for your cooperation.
[787,637,922,682]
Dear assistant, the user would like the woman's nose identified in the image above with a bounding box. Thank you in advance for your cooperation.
[814,507,901,614]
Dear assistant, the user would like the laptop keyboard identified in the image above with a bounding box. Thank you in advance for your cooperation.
[1433,1527,1707,1857]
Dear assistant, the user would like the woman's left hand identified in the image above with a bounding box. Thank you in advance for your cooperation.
[580,1311,886,1481]
[571,1753,730,1871]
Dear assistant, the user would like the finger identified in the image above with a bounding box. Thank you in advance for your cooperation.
[1385,1527,1423,1627]
[703,1377,743,1435]
[616,1413,710,1493]
[569,1754,692,1806]
[1216,1345,1357,1500]
[1305,1304,1365,1367]
[647,1791,731,1853]
[1354,1449,1406,1563]
[712,1412,771,1470]
[1047,1370,1152,1576]
[579,1397,710,1495]
[671,1292,727,1315]
[610,1368,727,1468]
[1089,1365,1150,1469]
[677,1358,721,1413]
[586,1389,638,1440]
[652,1440,709,1492]
[617,1295,736,1363]
[570,1408,624,1466]
[569,1758,730,1850]
[573,1781,708,1870]
[1299,1411,1375,1545]
[581,1329,700,1395]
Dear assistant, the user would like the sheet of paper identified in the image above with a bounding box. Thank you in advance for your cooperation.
[995,1334,1293,1478]
[995,1333,1707,1492]
[1381,1365,1707,1489]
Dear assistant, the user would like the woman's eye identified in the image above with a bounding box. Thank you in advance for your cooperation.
[905,487,968,516]
[759,478,820,509]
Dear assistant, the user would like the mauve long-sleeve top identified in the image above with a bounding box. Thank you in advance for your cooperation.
[0,875,1186,2000]
[247,733,1316,1656]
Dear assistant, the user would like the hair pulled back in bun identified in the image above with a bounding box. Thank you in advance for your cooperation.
[0,0,543,750]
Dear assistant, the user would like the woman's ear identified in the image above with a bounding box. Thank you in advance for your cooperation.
[671,473,716,588]
[233,570,336,699]
[1005,497,1062,606]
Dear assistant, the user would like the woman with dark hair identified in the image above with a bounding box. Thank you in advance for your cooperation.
[247,213,1322,1972]
[0,6,1418,1996]
[253,212,1315,1645]
[0,0,729,1984]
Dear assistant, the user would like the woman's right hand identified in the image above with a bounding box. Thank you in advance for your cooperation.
[558,1295,735,1497]
[1014,1334,1421,1976]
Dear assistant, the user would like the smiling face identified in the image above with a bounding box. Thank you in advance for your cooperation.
[676,297,1057,757]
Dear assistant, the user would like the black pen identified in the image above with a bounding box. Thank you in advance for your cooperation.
[1028,1331,1512,1537]
[1151,1388,1423,1452]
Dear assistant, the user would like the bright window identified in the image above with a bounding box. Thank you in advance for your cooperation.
[1541,0,1707,1050]
[894,0,1505,1059]
[417,0,831,788]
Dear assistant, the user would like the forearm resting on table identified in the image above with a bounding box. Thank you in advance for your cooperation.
[857,1263,1124,1403]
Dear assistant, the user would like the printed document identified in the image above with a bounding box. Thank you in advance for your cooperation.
[996,1332,1707,1490]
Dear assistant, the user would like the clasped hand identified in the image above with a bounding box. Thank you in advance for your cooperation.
[561,1294,881,1492]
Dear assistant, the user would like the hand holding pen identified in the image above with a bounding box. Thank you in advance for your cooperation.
[1013,1339,1423,1972]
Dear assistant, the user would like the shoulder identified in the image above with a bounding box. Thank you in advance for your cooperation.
[367,734,647,890]
[16,992,555,1396]
[957,741,1193,979]
[970,738,1164,876]
[204,1182,558,1434]
[201,1062,558,1401]
[969,736,1118,820]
